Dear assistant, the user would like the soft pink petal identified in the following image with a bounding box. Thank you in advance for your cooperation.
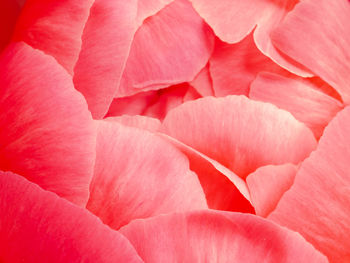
[120,210,328,262]
[136,0,173,26]
[271,0,350,104]
[246,163,297,217]
[12,0,94,74]
[73,0,137,118]
[87,121,207,229]
[0,172,142,263]
[0,43,96,206]
[189,63,214,97]
[250,72,344,139]
[162,96,317,179]
[268,106,350,262]
[209,35,285,97]
[0,0,21,52]
[106,115,161,132]
[117,0,214,98]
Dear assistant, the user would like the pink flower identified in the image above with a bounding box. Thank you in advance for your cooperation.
[1,0,350,262]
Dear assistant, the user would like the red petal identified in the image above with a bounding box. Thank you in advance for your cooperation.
[0,172,142,263]
[250,72,343,139]
[0,0,21,51]
[74,0,137,118]
[0,43,96,206]
[13,0,94,74]
[162,96,317,179]
[271,0,350,104]
[246,164,297,217]
[117,0,214,98]
[120,210,328,262]
[87,121,207,229]
[268,106,350,262]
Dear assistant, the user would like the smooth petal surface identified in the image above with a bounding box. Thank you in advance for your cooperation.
[0,0,21,52]
[106,115,161,132]
[117,0,214,98]
[136,0,173,26]
[74,0,137,118]
[0,172,142,263]
[209,35,284,97]
[13,0,94,74]
[268,106,350,262]
[162,96,317,179]
[189,63,214,97]
[246,164,297,217]
[250,72,343,139]
[120,210,328,262]
[0,43,96,206]
[271,0,350,104]
[87,121,207,229]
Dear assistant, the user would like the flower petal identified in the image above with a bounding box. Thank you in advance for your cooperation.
[250,72,343,139]
[106,115,161,132]
[0,0,21,51]
[189,63,214,97]
[73,0,137,118]
[162,96,317,179]
[117,0,214,98]
[0,43,96,206]
[0,171,142,263]
[120,210,327,262]
[87,121,207,229]
[271,0,350,104]
[13,0,94,74]
[246,163,297,217]
[268,106,350,262]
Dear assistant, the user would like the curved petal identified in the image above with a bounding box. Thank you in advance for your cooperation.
[0,0,21,52]
[136,0,173,26]
[87,121,207,230]
[268,106,350,262]
[246,163,297,217]
[12,0,94,74]
[117,0,214,98]
[0,43,96,206]
[0,172,142,263]
[73,0,137,118]
[162,95,317,179]
[106,115,161,132]
[271,0,350,104]
[209,35,285,97]
[189,63,214,97]
[120,210,328,262]
[250,72,343,139]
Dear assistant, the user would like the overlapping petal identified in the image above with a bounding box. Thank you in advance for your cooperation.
[0,171,142,263]
[120,210,327,262]
[0,43,96,206]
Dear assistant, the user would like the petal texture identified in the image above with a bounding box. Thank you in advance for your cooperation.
[162,96,317,179]
[120,210,328,262]
[268,106,350,262]
[0,43,96,206]
[87,121,207,229]
[0,172,142,263]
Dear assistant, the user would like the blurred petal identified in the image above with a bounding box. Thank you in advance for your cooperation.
[120,210,328,262]
[246,164,297,217]
[271,0,350,104]
[0,43,96,206]
[0,0,21,51]
[87,121,207,229]
[250,72,343,139]
[106,115,161,132]
[74,0,137,118]
[162,96,317,179]
[0,172,142,263]
[269,106,350,262]
[13,0,94,74]
[118,0,214,98]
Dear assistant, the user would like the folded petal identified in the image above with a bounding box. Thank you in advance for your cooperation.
[162,96,317,179]
[13,0,94,74]
[0,43,96,206]
[271,0,350,104]
[209,35,285,97]
[250,72,343,139]
[120,210,328,262]
[189,63,214,97]
[268,106,350,262]
[117,0,214,98]
[0,172,142,263]
[73,0,137,118]
[87,121,207,229]
[246,163,297,217]
[0,0,21,52]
